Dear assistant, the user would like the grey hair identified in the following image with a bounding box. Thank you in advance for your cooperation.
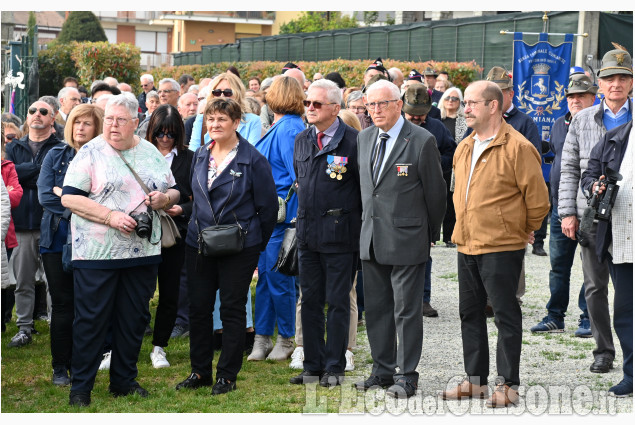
[346,90,363,107]
[140,74,154,83]
[261,77,274,91]
[159,78,180,92]
[1,112,22,127]
[57,86,78,101]
[90,80,104,91]
[105,92,139,118]
[146,90,159,102]
[439,87,465,119]
[198,86,211,100]
[38,96,60,114]
[308,79,342,105]
[387,67,403,81]
[365,80,400,100]
[188,84,199,93]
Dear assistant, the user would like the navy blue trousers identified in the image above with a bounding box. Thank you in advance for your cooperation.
[70,264,158,394]
[298,249,357,373]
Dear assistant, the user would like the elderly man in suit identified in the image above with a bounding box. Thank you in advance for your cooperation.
[354,80,446,398]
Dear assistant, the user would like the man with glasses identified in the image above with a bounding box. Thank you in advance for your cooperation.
[138,74,156,114]
[158,78,180,107]
[289,79,361,388]
[355,80,446,398]
[442,80,548,407]
[6,101,63,347]
[57,87,82,126]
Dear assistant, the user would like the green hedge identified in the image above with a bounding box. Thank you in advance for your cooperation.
[38,41,143,96]
[151,59,482,93]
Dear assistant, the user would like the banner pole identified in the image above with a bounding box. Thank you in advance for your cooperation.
[500,30,588,38]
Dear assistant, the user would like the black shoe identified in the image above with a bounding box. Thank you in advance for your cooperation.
[590,358,614,373]
[422,302,438,317]
[170,324,190,339]
[109,382,149,398]
[144,324,153,336]
[355,375,393,391]
[176,372,214,390]
[532,246,547,256]
[52,367,71,386]
[386,378,418,399]
[320,371,345,388]
[69,392,91,407]
[445,242,456,248]
[290,370,322,385]
[212,377,236,395]
[484,305,494,318]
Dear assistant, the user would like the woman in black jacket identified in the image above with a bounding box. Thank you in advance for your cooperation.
[146,104,194,369]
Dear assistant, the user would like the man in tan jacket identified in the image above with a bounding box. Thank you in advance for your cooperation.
[441,81,549,407]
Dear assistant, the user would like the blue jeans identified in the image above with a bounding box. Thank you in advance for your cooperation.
[423,257,432,303]
[546,208,588,320]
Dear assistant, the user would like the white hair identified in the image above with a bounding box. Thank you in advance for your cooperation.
[346,90,363,107]
[388,67,403,81]
[90,80,104,91]
[145,90,159,102]
[103,76,119,86]
[159,78,180,92]
[308,79,342,105]
[188,84,199,94]
[140,74,154,83]
[365,79,400,100]
[439,86,465,119]
[57,86,78,100]
[105,92,139,118]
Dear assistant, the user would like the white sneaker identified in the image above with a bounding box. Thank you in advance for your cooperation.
[289,346,304,369]
[99,351,111,371]
[150,346,170,368]
[345,349,355,371]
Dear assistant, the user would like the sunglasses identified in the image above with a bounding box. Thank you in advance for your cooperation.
[154,131,176,140]
[445,96,460,102]
[28,107,50,116]
[5,134,17,140]
[212,89,233,97]
[303,100,337,109]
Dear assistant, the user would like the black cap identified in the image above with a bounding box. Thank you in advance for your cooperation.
[407,69,424,82]
[366,57,387,75]
[282,62,300,74]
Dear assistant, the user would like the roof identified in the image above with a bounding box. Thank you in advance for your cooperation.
[12,11,65,28]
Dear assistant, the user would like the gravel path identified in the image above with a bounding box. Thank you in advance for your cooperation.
[346,232,632,414]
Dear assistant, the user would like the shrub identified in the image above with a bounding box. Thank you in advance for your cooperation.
[71,42,143,93]
[151,59,482,93]
[57,11,107,44]
[38,42,79,96]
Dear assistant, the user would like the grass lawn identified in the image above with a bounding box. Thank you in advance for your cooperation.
[1,281,361,413]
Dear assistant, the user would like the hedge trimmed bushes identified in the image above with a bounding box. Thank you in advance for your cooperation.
[151,59,482,93]
[38,41,143,96]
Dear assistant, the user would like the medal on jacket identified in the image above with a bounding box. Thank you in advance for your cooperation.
[326,155,348,180]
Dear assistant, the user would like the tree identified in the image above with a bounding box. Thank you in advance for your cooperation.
[57,11,107,44]
[363,11,378,26]
[27,11,37,54]
[279,12,358,34]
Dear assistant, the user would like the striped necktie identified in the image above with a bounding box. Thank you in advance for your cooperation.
[372,133,390,184]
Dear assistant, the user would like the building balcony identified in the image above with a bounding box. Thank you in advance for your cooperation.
[158,11,274,26]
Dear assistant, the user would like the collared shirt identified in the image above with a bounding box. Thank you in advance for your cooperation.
[163,147,178,168]
[59,110,68,121]
[314,118,339,148]
[603,98,631,120]
[373,115,405,177]
[466,133,495,201]
[610,129,633,264]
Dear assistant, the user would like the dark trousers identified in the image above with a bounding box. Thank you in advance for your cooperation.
[41,252,74,370]
[533,182,551,248]
[152,239,186,348]
[186,245,260,381]
[423,257,432,303]
[458,249,524,387]
[547,208,587,320]
[355,264,364,321]
[298,249,356,373]
[70,264,158,394]
[442,171,455,243]
[608,261,633,385]
[1,248,15,326]
[174,262,189,328]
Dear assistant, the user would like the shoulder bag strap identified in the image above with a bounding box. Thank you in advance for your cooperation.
[112,146,151,195]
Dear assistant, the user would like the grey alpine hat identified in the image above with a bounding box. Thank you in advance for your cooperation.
[597,49,633,78]
[402,83,432,116]
[565,73,598,96]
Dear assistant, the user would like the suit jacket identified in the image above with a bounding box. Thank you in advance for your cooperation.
[170,148,194,235]
[358,118,446,265]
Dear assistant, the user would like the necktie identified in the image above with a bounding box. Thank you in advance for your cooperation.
[372,133,390,184]
[317,131,325,150]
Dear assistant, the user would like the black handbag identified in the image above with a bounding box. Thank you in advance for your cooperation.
[273,220,298,276]
[195,168,247,257]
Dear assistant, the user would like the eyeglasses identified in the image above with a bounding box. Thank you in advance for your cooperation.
[364,99,399,110]
[303,100,337,109]
[348,106,366,113]
[212,89,233,97]
[104,116,133,126]
[141,83,151,87]
[445,96,460,102]
[5,134,17,140]
[28,107,50,116]
[154,131,176,140]
[67,97,82,103]
[157,89,177,95]
[461,99,493,108]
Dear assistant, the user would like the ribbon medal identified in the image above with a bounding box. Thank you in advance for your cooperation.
[396,165,409,177]
[326,155,348,180]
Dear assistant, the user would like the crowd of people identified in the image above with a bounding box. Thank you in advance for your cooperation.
[0,46,632,407]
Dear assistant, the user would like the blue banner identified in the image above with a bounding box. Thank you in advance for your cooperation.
[512,32,574,142]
